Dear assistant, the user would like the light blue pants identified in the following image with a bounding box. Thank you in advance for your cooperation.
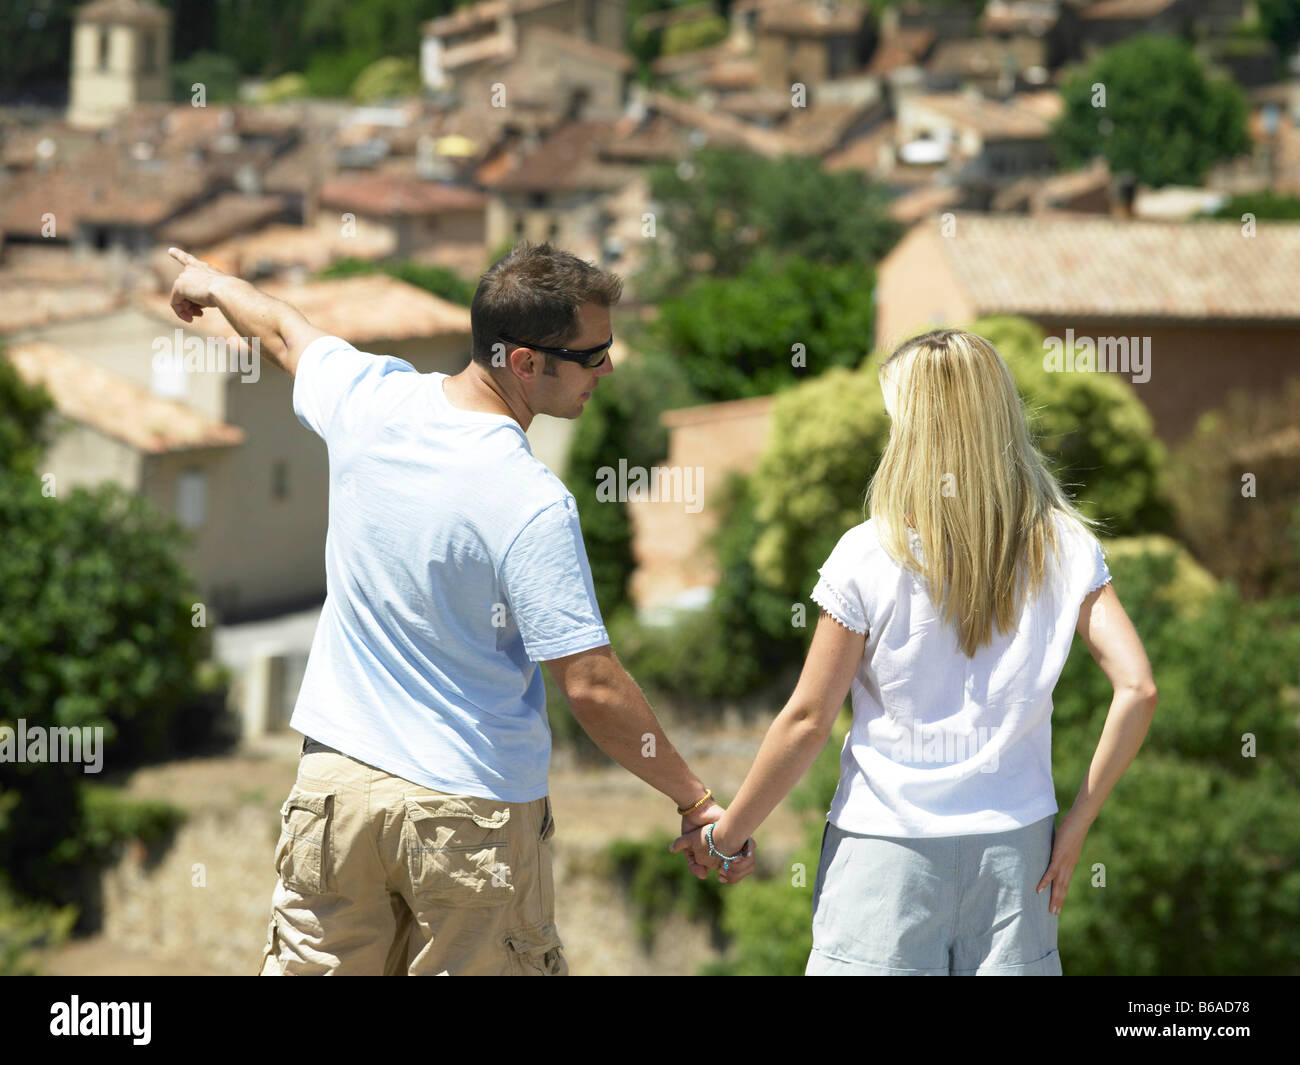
[806,814,1061,975]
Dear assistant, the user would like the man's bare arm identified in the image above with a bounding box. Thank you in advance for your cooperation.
[168,247,327,377]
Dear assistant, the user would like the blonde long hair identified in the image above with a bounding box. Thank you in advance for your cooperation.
[867,328,1102,657]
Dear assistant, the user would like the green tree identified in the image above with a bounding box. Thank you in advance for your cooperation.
[171,50,241,103]
[0,344,230,908]
[0,349,54,474]
[1255,0,1300,57]
[649,250,878,403]
[1053,35,1251,188]
[640,147,900,293]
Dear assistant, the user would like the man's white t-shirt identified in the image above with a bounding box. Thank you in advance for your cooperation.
[289,336,609,803]
[810,509,1112,837]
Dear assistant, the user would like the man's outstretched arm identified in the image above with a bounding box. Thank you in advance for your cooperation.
[168,247,327,377]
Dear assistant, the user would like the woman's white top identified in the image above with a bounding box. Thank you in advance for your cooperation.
[810,509,1112,838]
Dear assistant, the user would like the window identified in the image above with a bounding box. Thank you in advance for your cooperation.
[177,469,207,529]
[99,28,111,71]
[141,32,156,74]
[272,461,289,501]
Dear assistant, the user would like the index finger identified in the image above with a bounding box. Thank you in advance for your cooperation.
[168,246,196,266]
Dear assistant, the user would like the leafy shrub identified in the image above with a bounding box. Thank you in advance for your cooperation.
[318,257,475,307]
[171,52,241,103]
[0,473,233,902]
[749,316,1176,607]
[0,881,76,976]
[607,832,725,948]
[661,13,729,56]
[350,56,420,102]
[1166,378,1300,599]
[257,72,309,103]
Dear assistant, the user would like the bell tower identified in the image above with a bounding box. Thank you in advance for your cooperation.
[67,0,172,129]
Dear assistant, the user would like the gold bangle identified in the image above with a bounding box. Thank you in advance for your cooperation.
[677,788,713,816]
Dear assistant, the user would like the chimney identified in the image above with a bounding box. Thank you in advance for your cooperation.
[1109,169,1137,219]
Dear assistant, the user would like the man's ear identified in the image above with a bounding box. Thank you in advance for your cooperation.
[508,345,543,382]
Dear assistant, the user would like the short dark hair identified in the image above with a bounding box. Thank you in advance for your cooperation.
[470,241,623,369]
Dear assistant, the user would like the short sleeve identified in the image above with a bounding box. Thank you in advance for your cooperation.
[1083,533,1112,599]
[499,496,609,661]
[293,334,417,441]
[810,528,870,636]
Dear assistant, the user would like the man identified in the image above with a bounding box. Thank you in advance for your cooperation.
[166,241,753,976]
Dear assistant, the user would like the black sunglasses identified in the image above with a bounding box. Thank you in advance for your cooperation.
[498,333,612,369]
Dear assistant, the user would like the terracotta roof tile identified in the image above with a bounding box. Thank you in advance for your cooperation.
[160,193,293,249]
[918,212,1300,322]
[75,0,169,26]
[1080,0,1178,19]
[138,275,472,344]
[866,27,937,76]
[0,282,125,335]
[422,0,569,38]
[643,91,807,158]
[484,119,633,192]
[526,26,635,72]
[757,0,871,35]
[197,223,396,277]
[442,33,515,71]
[318,172,487,216]
[906,91,1060,140]
[5,342,245,454]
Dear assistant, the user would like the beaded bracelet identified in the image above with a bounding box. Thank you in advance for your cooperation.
[705,823,750,871]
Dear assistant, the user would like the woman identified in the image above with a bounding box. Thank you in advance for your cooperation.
[675,328,1158,975]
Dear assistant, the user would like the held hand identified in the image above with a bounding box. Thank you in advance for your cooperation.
[670,822,756,884]
[677,801,723,880]
[1036,811,1091,916]
[167,246,229,323]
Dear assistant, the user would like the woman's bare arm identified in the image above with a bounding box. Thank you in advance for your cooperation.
[674,612,865,875]
[1068,581,1159,826]
[1037,581,1157,914]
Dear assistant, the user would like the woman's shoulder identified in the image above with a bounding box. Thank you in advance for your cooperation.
[832,518,887,555]
[823,518,897,574]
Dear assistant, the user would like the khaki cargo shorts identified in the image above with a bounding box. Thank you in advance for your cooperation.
[259,738,566,975]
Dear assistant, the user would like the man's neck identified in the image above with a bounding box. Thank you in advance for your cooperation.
[444,364,534,432]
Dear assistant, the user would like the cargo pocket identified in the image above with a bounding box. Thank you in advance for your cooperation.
[403,796,515,907]
[258,916,281,976]
[276,787,333,895]
[504,924,567,976]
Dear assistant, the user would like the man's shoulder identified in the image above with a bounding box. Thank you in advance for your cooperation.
[462,435,575,535]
